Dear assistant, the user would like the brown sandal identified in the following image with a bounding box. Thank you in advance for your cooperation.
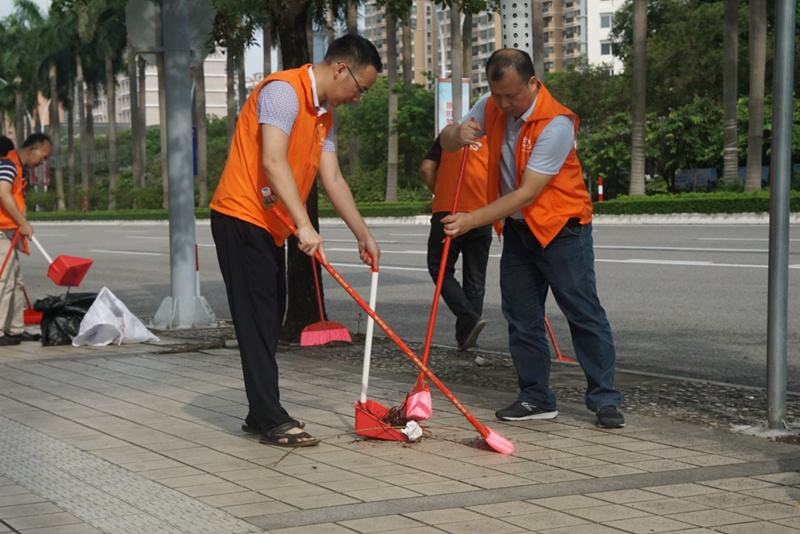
[242,419,304,435]
[259,421,319,447]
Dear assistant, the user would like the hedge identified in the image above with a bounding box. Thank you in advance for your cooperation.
[593,191,800,215]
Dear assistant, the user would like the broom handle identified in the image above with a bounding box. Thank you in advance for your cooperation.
[360,268,379,404]
[310,256,325,321]
[273,209,490,438]
[30,235,53,265]
[415,146,470,388]
[0,230,20,279]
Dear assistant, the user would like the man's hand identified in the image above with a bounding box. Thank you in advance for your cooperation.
[18,221,32,238]
[456,118,484,149]
[358,232,380,268]
[442,212,475,238]
[296,223,326,263]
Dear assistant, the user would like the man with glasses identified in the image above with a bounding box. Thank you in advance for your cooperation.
[210,34,383,448]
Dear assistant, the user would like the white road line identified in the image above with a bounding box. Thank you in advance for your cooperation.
[326,247,426,255]
[596,258,792,269]
[389,233,428,237]
[595,245,770,253]
[127,236,167,240]
[697,237,800,242]
[90,249,164,256]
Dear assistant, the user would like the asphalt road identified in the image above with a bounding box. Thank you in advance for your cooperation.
[21,220,800,391]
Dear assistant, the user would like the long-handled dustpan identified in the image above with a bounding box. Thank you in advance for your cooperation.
[30,236,93,287]
[1,231,42,325]
[404,146,471,421]
[0,230,21,280]
[354,266,407,441]
[272,209,513,455]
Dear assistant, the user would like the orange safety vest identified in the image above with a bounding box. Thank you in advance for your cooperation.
[432,140,489,214]
[210,65,332,245]
[485,83,592,247]
[0,150,26,231]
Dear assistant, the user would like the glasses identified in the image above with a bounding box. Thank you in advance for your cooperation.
[345,65,368,96]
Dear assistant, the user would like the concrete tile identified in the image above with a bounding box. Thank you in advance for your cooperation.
[521,470,591,484]
[503,511,587,530]
[460,474,532,489]
[15,525,103,534]
[667,509,758,527]
[405,508,486,525]
[755,472,800,486]
[645,483,723,498]
[223,500,297,517]
[0,493,46,507]
[629,498,710,515]
[605,515,694,533]
[343,486,423,502]
[679,455,744,467]
[691,492,768,509]
[403,481,478,496]
[280,493,360,509]
[700,477,779,492]
[587,489,664,504]
[569,504,651,522]
[529,495,608,510]
[743,486,800,503]
[5,512,84,530]
[0,502,63,519]
[571,464,647,478]
[339,515,426,533]
[736,502,800,520]
[466,501,549,518]
[537,524,630,534]
[198,490,272,507]
[0,485,30,497]
[375,527,446,534]
[271,523,358,533]
[715,522,800,534]
[178,481,245,498]
[437,517,525,533]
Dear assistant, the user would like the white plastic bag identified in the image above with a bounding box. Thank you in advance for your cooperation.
[72,287,159,346]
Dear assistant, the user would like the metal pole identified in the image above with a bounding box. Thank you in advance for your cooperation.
[499,1,532,53]
[766,0,795,429]
[153,0,214,328]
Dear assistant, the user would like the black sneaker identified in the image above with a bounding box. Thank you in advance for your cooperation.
[596,405,625,428]
[0,336,21,346]
[495,400,558,421]
[5,332,40,342]
[457,319,487,351]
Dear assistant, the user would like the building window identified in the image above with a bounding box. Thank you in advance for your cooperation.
[600,41,612,55]
[600,13,612,28]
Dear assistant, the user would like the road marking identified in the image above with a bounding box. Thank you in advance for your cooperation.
[127,236,167,240]
[697,237,800,242]
[595,245,771,253]
[90,249,164,256]
[596,258,793,269]
[326,247,426,255]
[389,233,428,237]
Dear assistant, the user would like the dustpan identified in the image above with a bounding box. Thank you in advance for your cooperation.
[22,286,42,325]
[30,236,93,287]
[354,267,407,442]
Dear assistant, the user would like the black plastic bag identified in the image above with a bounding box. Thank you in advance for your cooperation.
[34,293,97,346]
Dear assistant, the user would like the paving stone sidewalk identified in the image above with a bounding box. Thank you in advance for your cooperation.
[1,338,800,534]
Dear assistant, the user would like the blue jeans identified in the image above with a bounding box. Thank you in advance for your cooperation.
[500,218,622,411]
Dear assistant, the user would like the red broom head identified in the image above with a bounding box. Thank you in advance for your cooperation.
[300,321,352,346]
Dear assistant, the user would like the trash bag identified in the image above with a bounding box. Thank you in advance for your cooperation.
[34,292,97,346]
[72,287,159,346]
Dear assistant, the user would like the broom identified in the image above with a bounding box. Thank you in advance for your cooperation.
[300,255,352,346]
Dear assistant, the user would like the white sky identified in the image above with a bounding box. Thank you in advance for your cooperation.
[0,0,265,76]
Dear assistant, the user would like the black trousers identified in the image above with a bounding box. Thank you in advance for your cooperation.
[426,212,492,344]
[211,210,292,431]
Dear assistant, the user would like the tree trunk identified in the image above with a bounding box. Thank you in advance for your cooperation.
[629,0,646,196]
[226,50,236,150]
[86,92,95,189]
[0,110,5,137]
[128,49,144,191]
[450,1,463,123]
[237,47,247,110]
[156,55,169,207]
[462,10,472,89]
[722,0,739,186]
[532,0,546,81]
[67,81,75,207]
[385,11,399,202]
[263,23,272,75]
[326,1,335,46]
[346,0,358,33]
[49,63,66,211]
[745,0,766,192]
[106,53,118,210]
[137,56,147,188]
[192,62,208,207]
[77,58,90,205]
[402,13,413,90]
[431,2,440,79]
[276,0,325,342]
[14,77,23,149]
[551,0,565,72]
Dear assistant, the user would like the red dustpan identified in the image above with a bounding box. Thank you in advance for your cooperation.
[354,267,407,441]
[271,209,514,455]
[31,236,93,287]
[404,146,471,421]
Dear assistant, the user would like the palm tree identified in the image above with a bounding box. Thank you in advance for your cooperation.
[401,12,413,90]
[532,0,545,81]
[629,0,646,196]
[462,10,472,86]
[450,1,463,124]
[127,48,144,192]
[745,0,766,192]
[191,62,209,207]
[722,0,738,186]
